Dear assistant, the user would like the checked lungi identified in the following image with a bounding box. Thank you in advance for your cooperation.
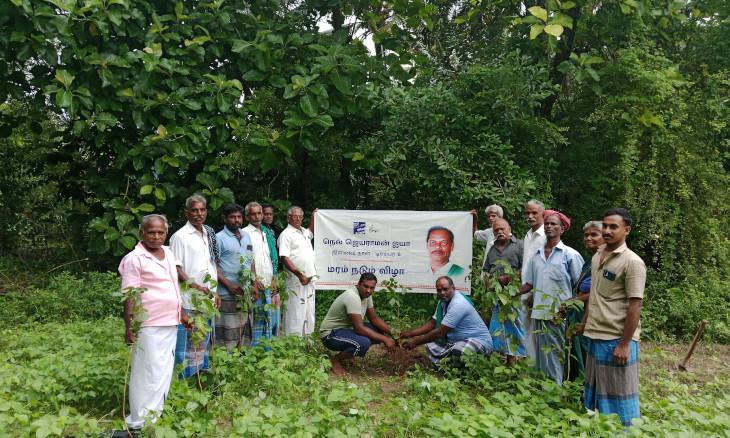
[425,338,490,366]
[532,319,567,385]
[584,338,640,426]
[214,295,252,351]
[251,289,274,348]
[175,308,212,378]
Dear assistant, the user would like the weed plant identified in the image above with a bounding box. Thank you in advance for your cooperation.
[1,318,729,437]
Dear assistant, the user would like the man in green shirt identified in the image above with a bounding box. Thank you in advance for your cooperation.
[320,273,396,375]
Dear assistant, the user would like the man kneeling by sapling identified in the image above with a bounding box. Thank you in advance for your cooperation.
[401,276,493,367]
[320,273,396,374]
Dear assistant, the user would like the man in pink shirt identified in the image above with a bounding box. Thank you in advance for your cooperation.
[119,214,190,432]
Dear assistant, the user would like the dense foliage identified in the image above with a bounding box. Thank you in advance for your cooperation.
[1,0,728,340]
[1,318,728,437]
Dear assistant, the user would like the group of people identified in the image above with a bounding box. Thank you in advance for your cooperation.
[119,196,317,431]
[473,201,645,427]
[118,196,645,430]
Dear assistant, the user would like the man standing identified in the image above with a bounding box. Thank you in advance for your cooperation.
[243,202,278,345]
[278,206,317,337]
[215,203,254,351]
[401,276,492,367]
[169,195,219,378]
[262,203,283,242]
[472,204,504,266]
[522,199,546,360]
[320,273,395,374]
[578,208,646,427]
[483,218,525,364]
[519,210,583,384]
[427,226,465,279]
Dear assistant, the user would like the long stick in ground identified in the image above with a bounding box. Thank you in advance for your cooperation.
[678,319,708,371]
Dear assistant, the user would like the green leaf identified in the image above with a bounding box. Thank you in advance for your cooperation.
[544,24,564,37]
[528,6,548,22]
[120,235,137,249]
[154,187,167,201]
[54,69,75,88]
[529,24,545,39]
[139,185,153,195]
[137,203,155,212]
[231,40,253,53]
[55,89,73,108]
[550,13,574,29]
[331,74,351,95]
[299,95,318,117]
[560,1,576,9]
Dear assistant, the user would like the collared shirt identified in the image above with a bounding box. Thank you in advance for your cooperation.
[278,224,316,278]
[431,261,466,280]
[522,225,546,281]
[584,243,646,341]
[170,221,218,309]
[483,235,524,274]
[474,228,496,266]
[432,292,492,348]
[523,240,584,320]
[118,243,181,327]
[243,224,273,287]
[216,227,253,297]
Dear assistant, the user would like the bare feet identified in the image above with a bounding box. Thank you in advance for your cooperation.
[330,356,347,375]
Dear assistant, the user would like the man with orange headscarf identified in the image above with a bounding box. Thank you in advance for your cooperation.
[519,209,584,384]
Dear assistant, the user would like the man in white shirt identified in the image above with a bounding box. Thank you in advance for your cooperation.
[278,206,317,337]
[243,201,278,346]
[521,199,546,361]
[169,194,219,378]
[471,204,504,269]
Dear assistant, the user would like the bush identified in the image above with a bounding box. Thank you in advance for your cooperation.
[1,271,120,326]
[643,268,730,343]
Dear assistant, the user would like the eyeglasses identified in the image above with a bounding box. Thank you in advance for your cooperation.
[288,214,304,219]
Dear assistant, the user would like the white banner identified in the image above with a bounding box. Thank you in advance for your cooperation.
[314,210,472,293]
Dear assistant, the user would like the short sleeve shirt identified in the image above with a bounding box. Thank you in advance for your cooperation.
[118,243,181,327]
[169,222,218,309]
[216,227,253,297]
[319,287,373,337]
[483,235,524,274]
[432,293,491,348]
[243,224,274,287]
[524,241,584,320]
[278,225,316,277]
[584,243,646,341]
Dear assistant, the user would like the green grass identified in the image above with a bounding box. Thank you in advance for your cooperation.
[1,318,728,437]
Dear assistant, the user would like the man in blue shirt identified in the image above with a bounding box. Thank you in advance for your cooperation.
[215,203,254,351]
[519,210,583,384]
[401,276,492,366]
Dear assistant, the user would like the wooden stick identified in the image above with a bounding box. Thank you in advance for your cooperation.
[678,320,708,371]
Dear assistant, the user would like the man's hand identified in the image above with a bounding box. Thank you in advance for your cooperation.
[298,273,311,285]
[401,339,416,350]
[228,285,244,296]
[400,330,413,339]
[383,337,397,351]
[252,284,260,301]
[125,328,136,345]
[498,274,512,286]
[526,294,534,307]
[181,313,194,330]
[613,342,630,366]
[214,293,221,309]
[575,323,585,336]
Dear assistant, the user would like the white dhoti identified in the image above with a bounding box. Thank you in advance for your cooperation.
[282,279,316,337]
[522,296,537,361]
[126,326,177,429]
